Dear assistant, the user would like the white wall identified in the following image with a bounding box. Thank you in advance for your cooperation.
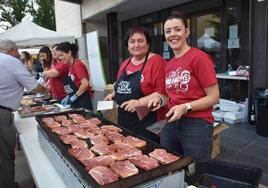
[81,0,124,20]
[54,0,82,38]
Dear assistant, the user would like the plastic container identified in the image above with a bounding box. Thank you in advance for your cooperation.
[186,160,262,188]
[237,65,250,76]
[255,88,268,137]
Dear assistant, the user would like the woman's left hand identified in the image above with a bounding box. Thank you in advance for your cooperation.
[166,104,187,122]
[121,99,140,112]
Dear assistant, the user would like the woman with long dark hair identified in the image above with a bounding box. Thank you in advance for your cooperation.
[58,42,93,110]
[39,46,52,71]
[42,44,69,101]
[21,51,33,73]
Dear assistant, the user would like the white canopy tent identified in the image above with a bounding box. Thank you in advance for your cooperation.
[0,20,75,48]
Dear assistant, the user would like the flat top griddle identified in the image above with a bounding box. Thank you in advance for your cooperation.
[36,109,192,188]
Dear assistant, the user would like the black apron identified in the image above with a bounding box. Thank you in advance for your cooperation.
[62,60,93,111]
[114,54,159,143]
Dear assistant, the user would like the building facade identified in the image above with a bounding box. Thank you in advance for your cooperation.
[56,0,268,121]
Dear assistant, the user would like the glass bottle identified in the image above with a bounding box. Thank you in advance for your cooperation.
[225,64,232,75]
[250,103,256,125]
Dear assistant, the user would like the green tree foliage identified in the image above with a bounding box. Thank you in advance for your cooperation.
[0,0,55,31]
[0,0,29,29]
[29,0,56,31]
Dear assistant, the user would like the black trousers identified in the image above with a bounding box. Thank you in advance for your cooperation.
[0,109,17,188]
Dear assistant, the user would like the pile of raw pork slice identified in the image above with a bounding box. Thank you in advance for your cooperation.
[41,113,180,185]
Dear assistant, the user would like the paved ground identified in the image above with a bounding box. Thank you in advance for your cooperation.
[216,122,268,186]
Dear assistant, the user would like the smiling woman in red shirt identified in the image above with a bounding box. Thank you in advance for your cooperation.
[148,11,220,161]
[104,26,166,143]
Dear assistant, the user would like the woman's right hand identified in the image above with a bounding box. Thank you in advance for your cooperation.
[166,104,187,122]
[148,96,162,111]
[104,92,115,101]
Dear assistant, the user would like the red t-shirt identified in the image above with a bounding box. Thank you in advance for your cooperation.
[117,54,167,120]
[70,59,93,95]
[165,48,217,124]
[49,61,69,100]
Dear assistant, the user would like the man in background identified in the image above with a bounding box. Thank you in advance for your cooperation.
[0,39,48,188]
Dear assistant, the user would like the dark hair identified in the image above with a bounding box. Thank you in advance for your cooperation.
[124,26,151,47]
[21,51,31,61]
[165,11,188,28]
[52,43,59,49]
[58,42,78,58]
[39,46,52,68]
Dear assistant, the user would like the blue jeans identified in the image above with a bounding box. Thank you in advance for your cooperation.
[160,117,213,161]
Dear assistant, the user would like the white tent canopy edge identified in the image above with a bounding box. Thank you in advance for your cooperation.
[0,19,75,48]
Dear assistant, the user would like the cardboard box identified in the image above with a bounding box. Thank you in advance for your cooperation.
[211,123,229,159]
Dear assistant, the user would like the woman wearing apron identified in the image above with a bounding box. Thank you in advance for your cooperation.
[105,26,166,143]
[58,42,93,111]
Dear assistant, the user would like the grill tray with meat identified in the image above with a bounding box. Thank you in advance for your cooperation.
[36,109,192,188]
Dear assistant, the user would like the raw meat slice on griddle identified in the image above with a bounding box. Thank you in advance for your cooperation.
[129,154,159,171]
[123,135,146,148]
[70,139,88,149]
[111,142,142,160]
[79,121,98,129]
[68,113,84,119]
[88,166,119,185]
[90,134,109,145]
[41,117,55,124]
[110,142,133,150]
[69,113,87,123]
[45,121,61,129]
[113,147,142,160]
[68,148,95,162]
[110,160,138,178]
[74,129,94,139]
[52,127,72,135]
[91,143,113,156]
[106,131,124,143]
[68,124,83,133]
[87,117,102,126]
[149,149,180,164]
[83,155,116,170]
[84,126,101,135]
[60,134,79,144]
[61,119,73,127]
[101,125,122,133]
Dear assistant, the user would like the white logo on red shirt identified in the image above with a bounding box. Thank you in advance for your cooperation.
[165,68,191,93]
[116,81,132,94]
[140,74,144,83]
[126,70,133,75]
[70,74,75,81]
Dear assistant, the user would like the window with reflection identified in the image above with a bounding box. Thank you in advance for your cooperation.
[196,14,221,72]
